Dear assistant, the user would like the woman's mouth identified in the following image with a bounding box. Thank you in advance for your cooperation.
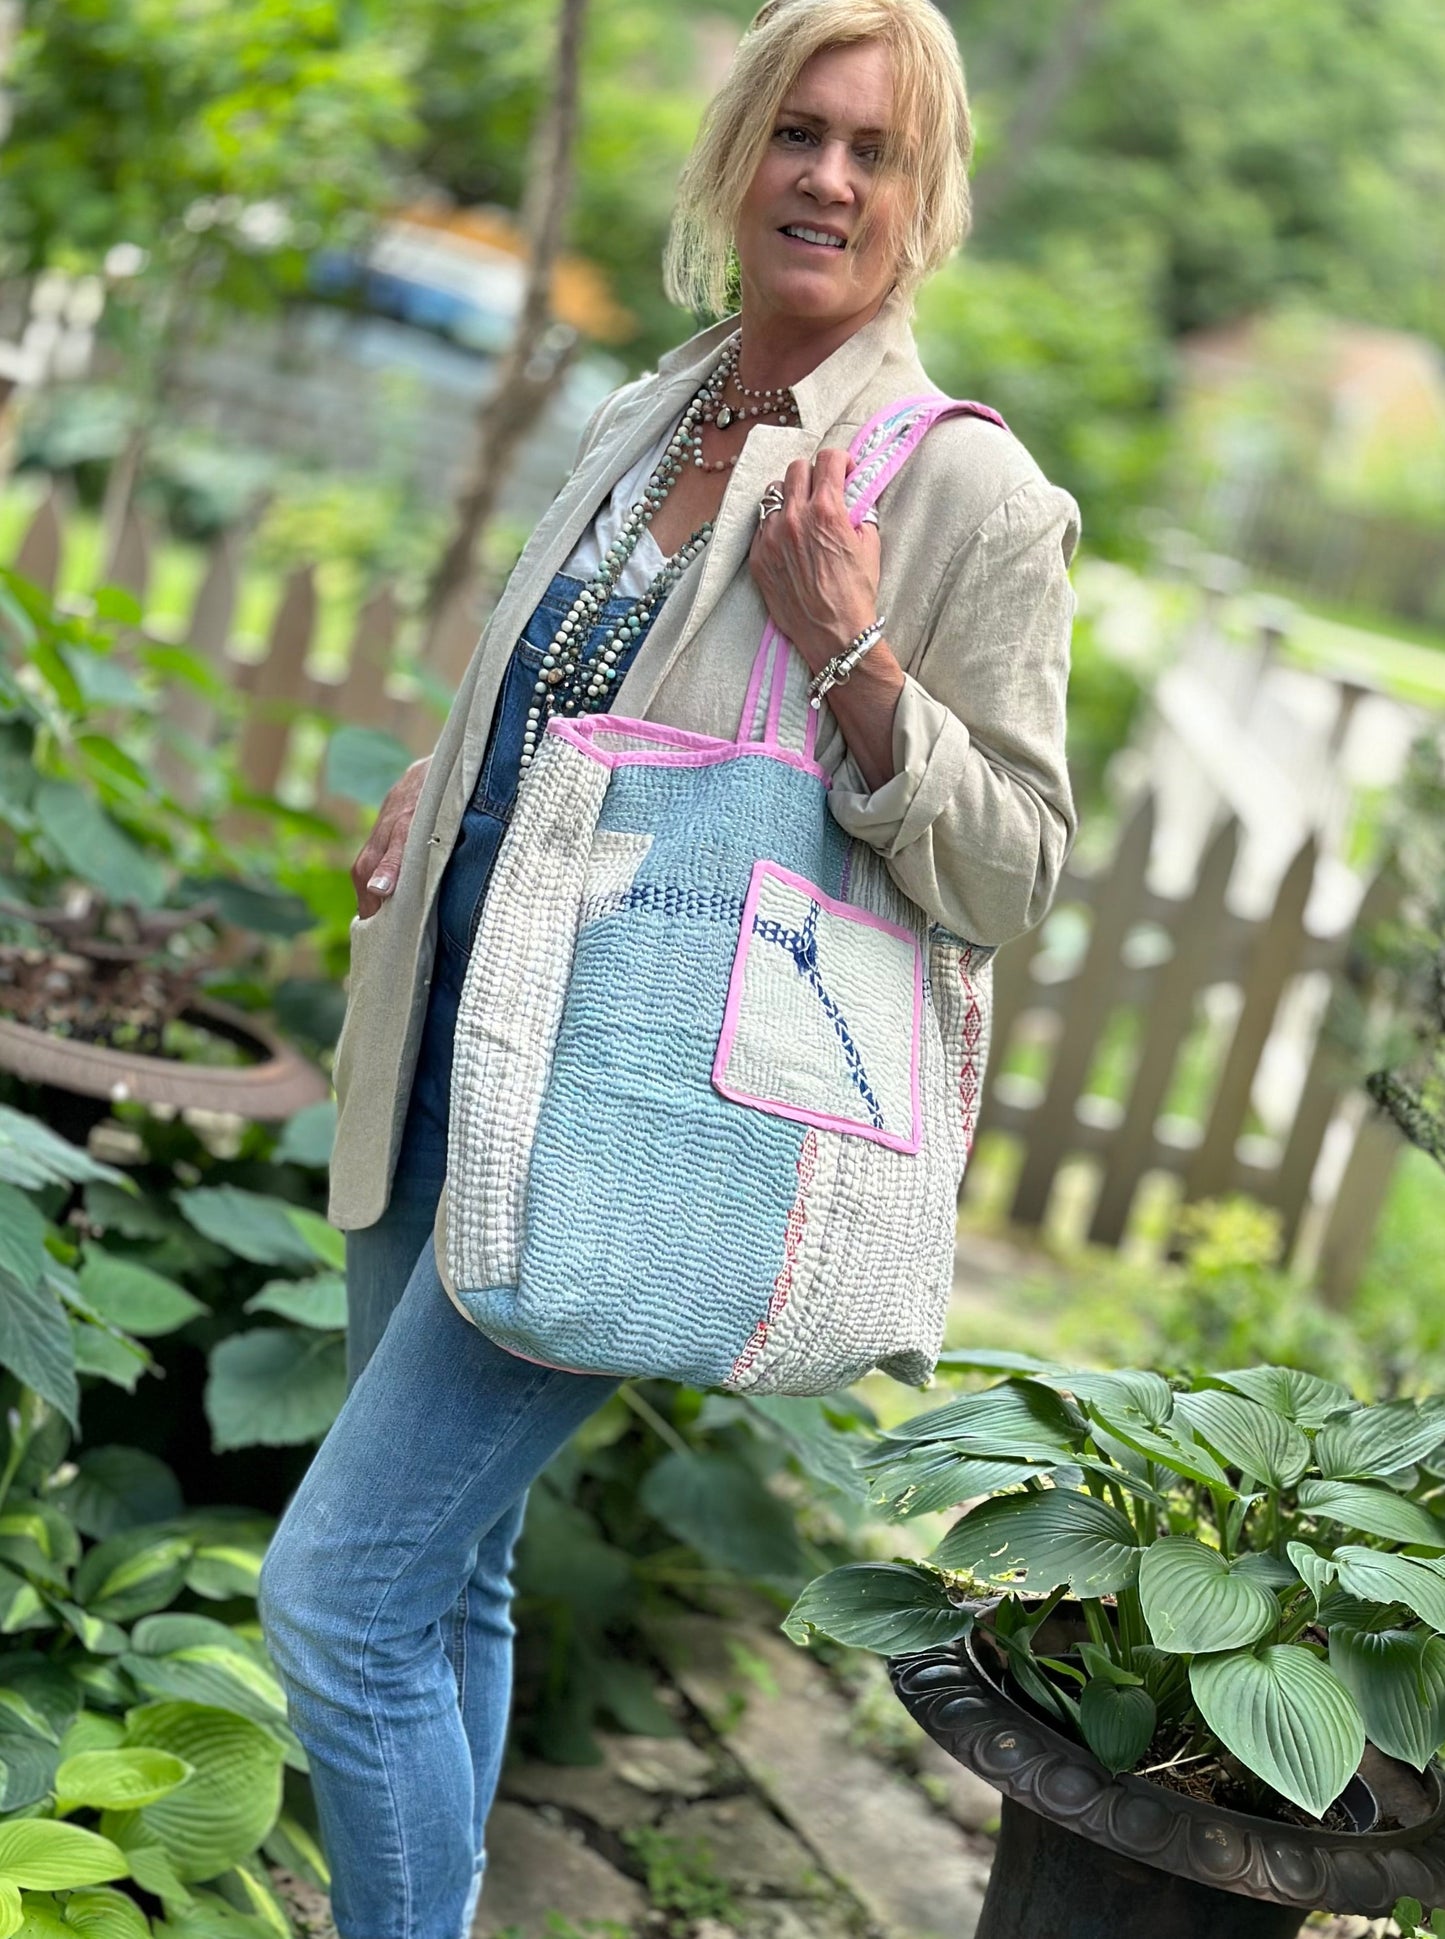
[778,225,847,251]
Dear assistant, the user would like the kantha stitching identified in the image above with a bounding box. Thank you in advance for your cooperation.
[753,901,885,1129]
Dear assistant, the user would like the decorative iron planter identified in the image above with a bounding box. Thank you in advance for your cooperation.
[891,1630,1445,1939]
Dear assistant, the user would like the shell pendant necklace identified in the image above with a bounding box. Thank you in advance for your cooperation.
[518,333,800,771]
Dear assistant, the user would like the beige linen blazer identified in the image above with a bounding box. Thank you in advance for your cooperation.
[328,287,1080,1230]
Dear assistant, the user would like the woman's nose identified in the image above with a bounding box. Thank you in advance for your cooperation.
[798,139,855,204]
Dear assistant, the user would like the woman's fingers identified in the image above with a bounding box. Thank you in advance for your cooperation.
[350,758,431,919]
[810,445,851,504]
[782,456,813,513]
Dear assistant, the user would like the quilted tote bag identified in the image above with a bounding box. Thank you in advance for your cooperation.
[443,393,1001,1395]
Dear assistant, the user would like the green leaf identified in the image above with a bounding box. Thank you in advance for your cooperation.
[1054,1370,1175,1425]
[58,1716,126,1761]
[1329,1626,1445,1770]
[0,1821,128,1888]
[1139,1538,1281,1655]
[1190,1645,1364,1819]
[178,877,314,940]
[592,1658,682,1738]
[51,1603,130,1657]
[74,1532,193,1624]
[150,1888,274,1936]
[47,1448,184,1540]
[204,1331,347,1451]
[91,588,144,627]
[0,1110,122,1193]
[1085,1403,1234,1493]
[0,1730,62,1811]
[125,1702,285,1883]
[1332,1548,1445,1631]
[59,1885,152,1939]
[0,1500,78,1578]
[0,1275,78,1429]
[323,726,412,807]
[176,1189,340,1270]
[241,1275,347,1332]
[261,1815,329,1894]
[1316,1401,1445,1483]
[862,1446,1057,1519]
[933,1349,1061,1377]
[33,782,166,909]
[100,1818,192,1916]
[1287,1540,1337,1605]
[184,1546,266,1603]
[1299,1480,1445,1549]
[0,1880,16,1939]
[638,1450,807,1581]
[1078,1679,1156,1775]
[781,1562,976,1653]
[1211,1367,1353,1430]
[56,1749,194,1813]
[82,1185,171,1241]
[932,1489,1140,1597]
[129,1617,252,1659]
[0,1566,44,1634]
[70,1321,150,1394]
[119,1648,287,1737]
[740,1395,866,1503]
[270,1103,336,1169]
[1172,1389,1310,1487]
[0,1184,47,1294]
[76,1252,206,1337]
[879,1378,1083,1462]
[10,1892,69,1938]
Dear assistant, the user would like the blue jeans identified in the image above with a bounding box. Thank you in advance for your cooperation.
[260,575,653,1939]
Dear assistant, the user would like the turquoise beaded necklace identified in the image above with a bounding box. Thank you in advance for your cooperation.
[518,333,799,771]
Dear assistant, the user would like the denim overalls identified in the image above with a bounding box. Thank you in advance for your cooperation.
[385,569,665,1266]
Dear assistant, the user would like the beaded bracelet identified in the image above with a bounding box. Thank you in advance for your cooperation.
[807,615,888,709]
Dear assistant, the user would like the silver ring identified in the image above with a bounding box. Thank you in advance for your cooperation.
[758,484,785,523]
[860,507,879,527]
[758,501,781,523]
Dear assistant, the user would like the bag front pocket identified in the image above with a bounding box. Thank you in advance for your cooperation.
[712,859,923,1152]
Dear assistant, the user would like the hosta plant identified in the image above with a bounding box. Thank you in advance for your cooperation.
[785,1350,1445,1823]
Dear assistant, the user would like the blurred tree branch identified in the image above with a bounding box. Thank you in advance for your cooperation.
[968,0,1111,233]
[422,0,588,651]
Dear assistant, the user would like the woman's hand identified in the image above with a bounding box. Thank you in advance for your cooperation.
[747,447,880,671]
[352,757,431,919]
[748,447,903,792]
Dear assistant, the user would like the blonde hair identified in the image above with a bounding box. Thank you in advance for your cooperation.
[663,0,973,318]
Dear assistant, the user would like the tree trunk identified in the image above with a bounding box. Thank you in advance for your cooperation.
[421,0,589,654]
[969,0,1111,233]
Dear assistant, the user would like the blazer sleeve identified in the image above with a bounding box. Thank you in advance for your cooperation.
[828,474,1080,947]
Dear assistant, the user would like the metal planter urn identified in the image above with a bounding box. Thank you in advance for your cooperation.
[891,1631,1445,1939]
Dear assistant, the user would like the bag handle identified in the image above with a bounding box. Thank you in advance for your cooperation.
[739,395,1008,758]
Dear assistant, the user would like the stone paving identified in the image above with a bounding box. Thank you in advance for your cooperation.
[475,1608,996,1939]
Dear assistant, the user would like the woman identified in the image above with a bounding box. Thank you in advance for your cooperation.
[260,2,1079,1934]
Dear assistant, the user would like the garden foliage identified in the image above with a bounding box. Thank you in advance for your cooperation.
[788,1351,1445,1821]
[0,1100,325,1938]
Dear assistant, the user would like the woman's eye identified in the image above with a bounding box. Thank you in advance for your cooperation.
[777,125,813,144]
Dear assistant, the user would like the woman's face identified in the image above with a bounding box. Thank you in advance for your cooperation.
[735,41,907,340]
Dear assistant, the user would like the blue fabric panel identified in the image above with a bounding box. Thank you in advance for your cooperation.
[463,752,850,1385]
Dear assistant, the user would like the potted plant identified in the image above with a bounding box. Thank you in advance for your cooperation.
[0,567,333,1125]
[784,1350,1445,1939]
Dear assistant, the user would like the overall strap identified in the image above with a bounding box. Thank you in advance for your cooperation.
[740,396,1009,756]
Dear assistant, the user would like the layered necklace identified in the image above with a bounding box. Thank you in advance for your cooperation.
[518,334,801,771]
